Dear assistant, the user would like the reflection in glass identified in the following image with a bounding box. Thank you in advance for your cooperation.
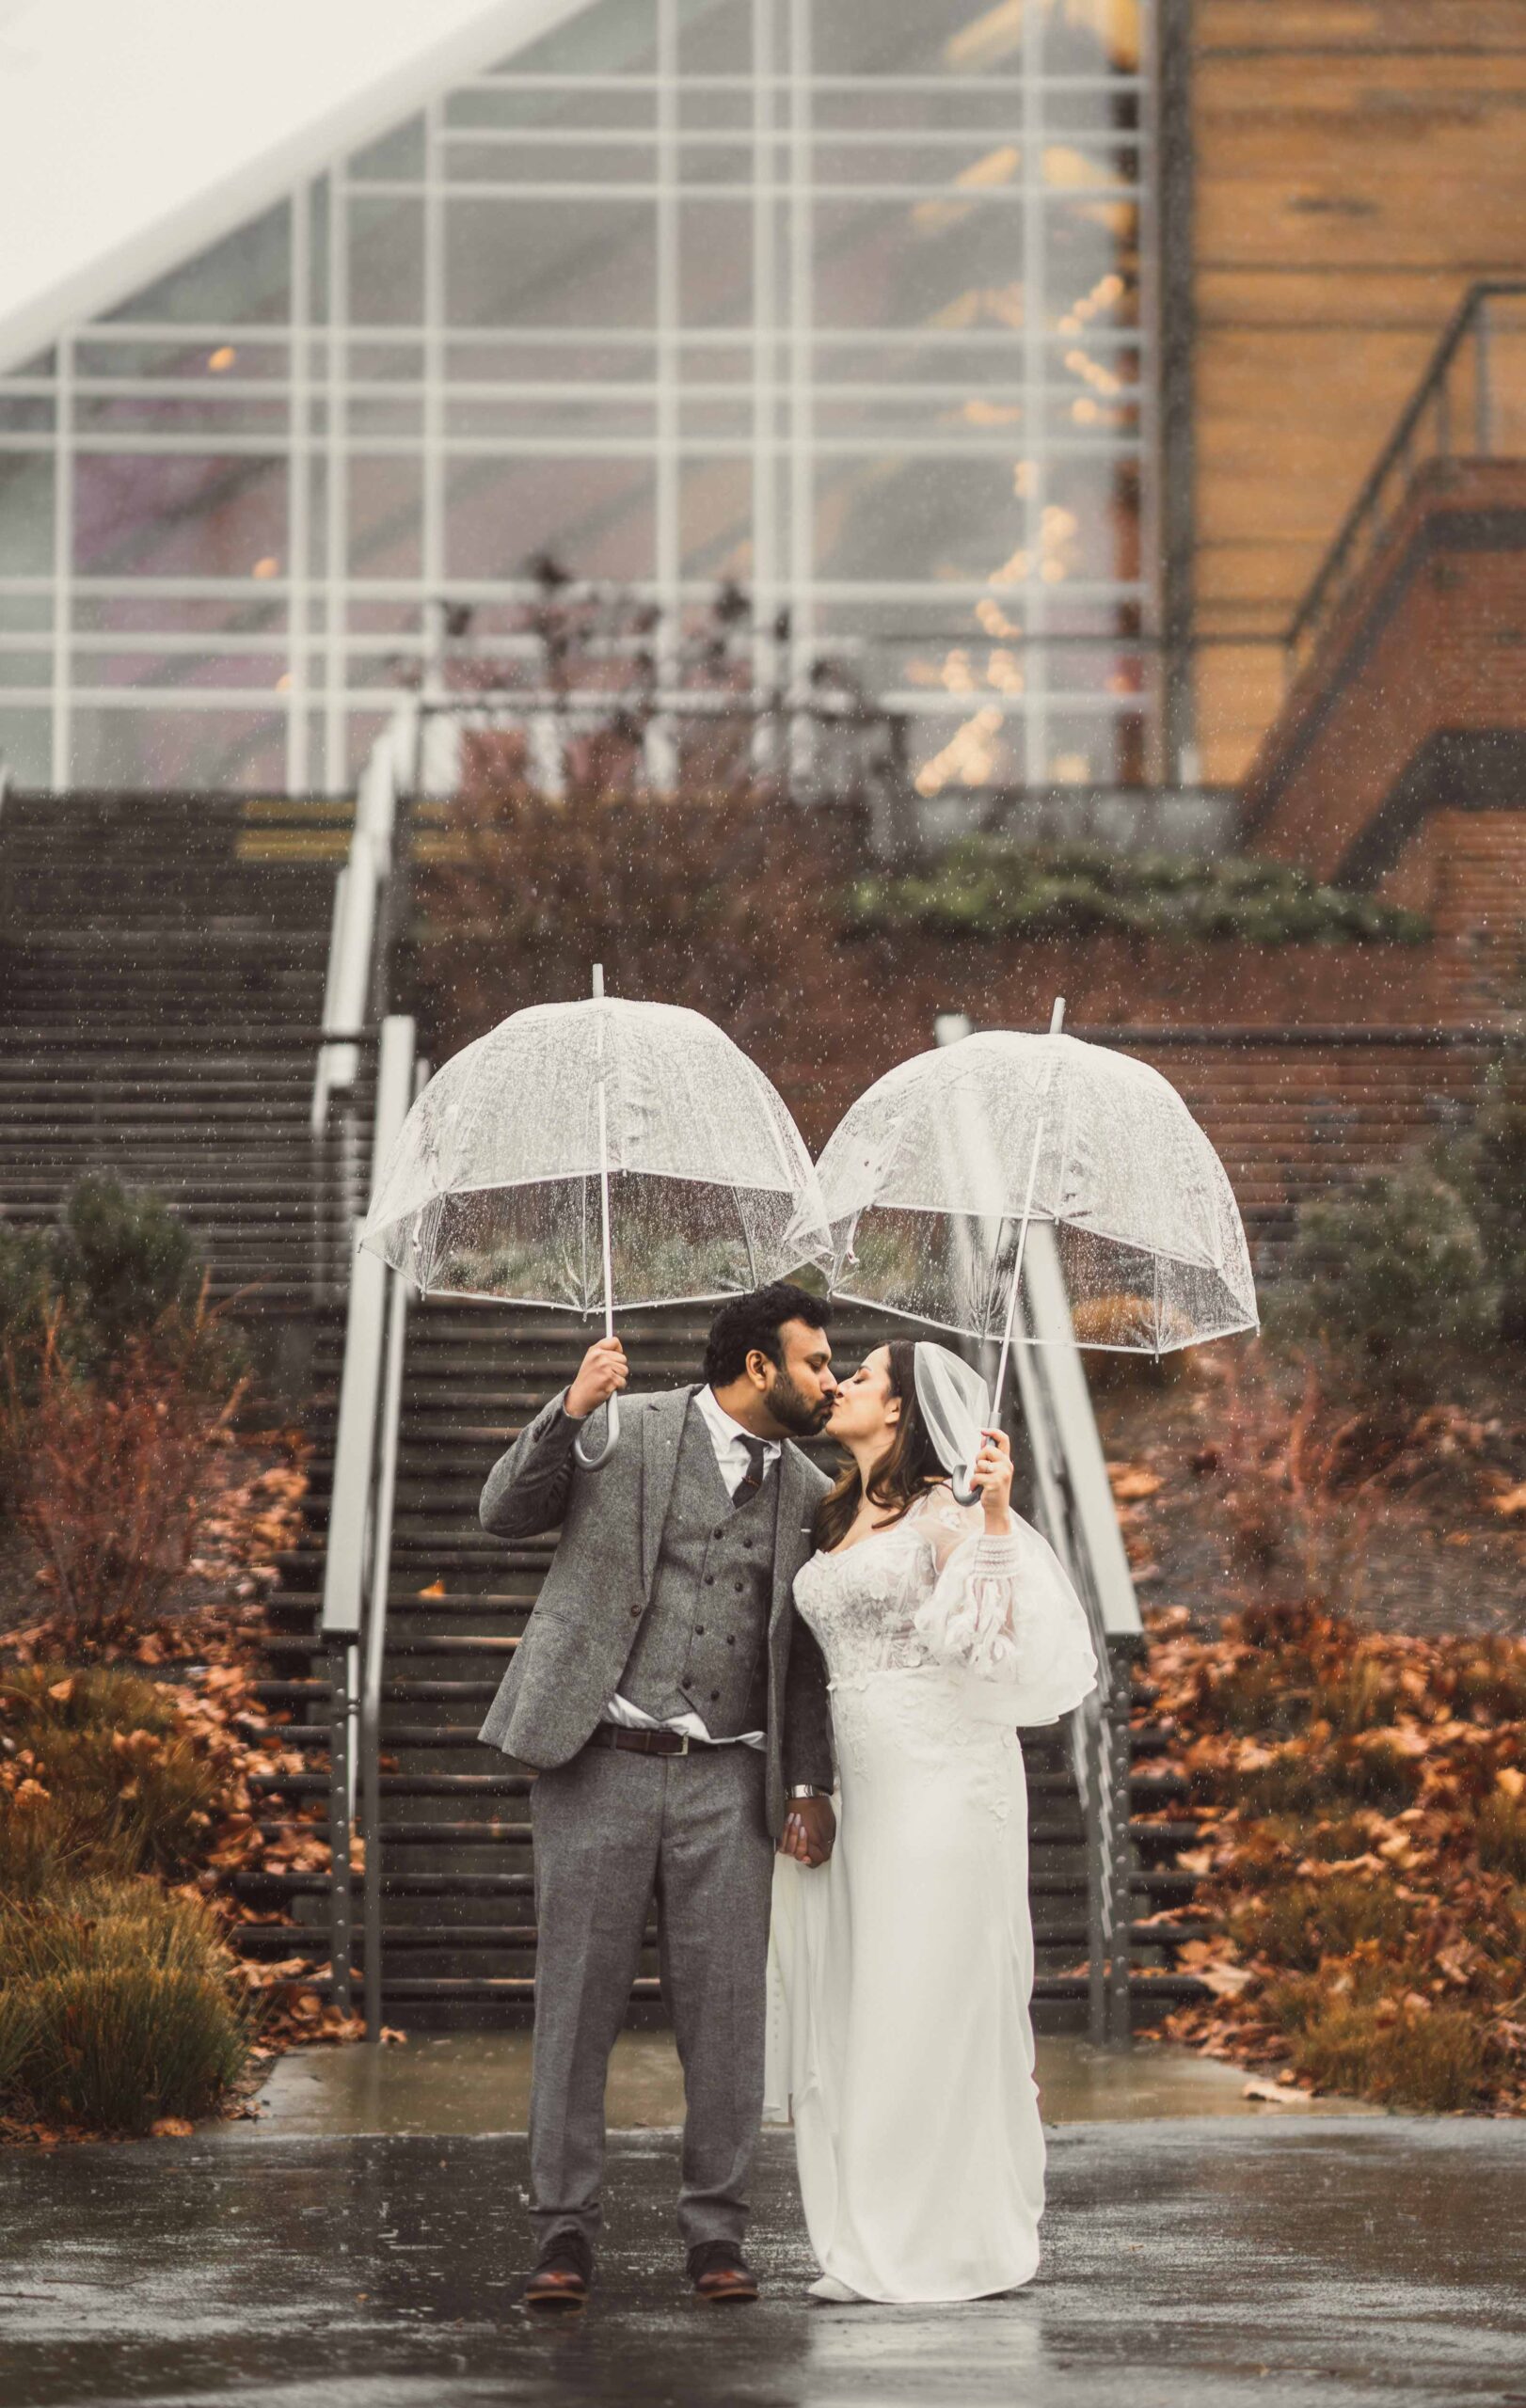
[1,0,1152,793]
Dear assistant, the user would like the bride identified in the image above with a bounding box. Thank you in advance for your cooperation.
[766,1337,1097,2304]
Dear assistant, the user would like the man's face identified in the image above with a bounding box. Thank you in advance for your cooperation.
[757,1318,837,1438]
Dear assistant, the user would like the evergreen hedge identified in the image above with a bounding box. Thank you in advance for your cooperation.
[844,839,1429,946]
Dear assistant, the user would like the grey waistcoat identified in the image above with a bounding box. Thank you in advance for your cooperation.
[474,1381,835,1838]
[617,1400,778,1735]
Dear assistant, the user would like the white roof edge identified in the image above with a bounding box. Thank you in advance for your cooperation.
[0,0,588,378]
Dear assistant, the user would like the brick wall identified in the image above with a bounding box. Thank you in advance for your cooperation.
[417,883,1498,1280]
[1242,461,1526,888]
[754,943,1497,1274]
[1189,3,1526,784]
[1378,809,1526,1020]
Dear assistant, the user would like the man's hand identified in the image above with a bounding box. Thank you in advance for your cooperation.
[565,1335,628,1421]
[778,1794,835,1868]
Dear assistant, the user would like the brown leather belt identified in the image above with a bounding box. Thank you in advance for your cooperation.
[586,1720,708,1759]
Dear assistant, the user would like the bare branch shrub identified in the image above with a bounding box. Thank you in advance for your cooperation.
[2,1297,246,1644]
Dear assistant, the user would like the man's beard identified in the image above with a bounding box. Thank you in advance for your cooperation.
[765,1365,834,1438]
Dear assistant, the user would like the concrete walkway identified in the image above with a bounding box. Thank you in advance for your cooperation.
[231,2030,1380,2137]
[3,2112,1520,2405]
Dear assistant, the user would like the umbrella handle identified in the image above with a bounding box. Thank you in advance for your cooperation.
[574,1390,621,1469]
[950,1461,981,1509]
[576,962,622,1471]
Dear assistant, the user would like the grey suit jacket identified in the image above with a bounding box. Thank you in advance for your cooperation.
[476,1383,834,1839]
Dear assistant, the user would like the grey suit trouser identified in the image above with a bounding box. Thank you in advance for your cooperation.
[529,1740,774,2253]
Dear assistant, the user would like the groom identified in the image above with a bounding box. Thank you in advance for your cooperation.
[476,1282,839,2309]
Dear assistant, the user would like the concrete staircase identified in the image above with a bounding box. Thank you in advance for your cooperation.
[238,1303,1202,2033]
[0,778,1201,2034]
[0,790,369,1322]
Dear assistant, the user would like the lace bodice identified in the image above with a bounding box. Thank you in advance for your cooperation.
[794,1487,1098,1725]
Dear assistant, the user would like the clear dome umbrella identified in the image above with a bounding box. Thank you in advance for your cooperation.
[359,970,833,1465]
[816,1000,1258,1496]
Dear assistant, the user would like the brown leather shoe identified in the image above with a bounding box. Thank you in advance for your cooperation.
[688,2241,759,2304]
[525,2229,593,2312]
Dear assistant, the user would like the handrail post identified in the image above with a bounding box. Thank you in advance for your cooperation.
[326,1636,355,2012]
[359,1025,419,2043]
[1014,1223,1143,2047]
[1081,1706,1108,2049]
[1105,1669,1135,2044]
[361,1257,409,2040]
[320,1012,417,2015]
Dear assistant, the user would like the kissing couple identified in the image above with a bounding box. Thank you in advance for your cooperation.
[476,1281,1097,2308]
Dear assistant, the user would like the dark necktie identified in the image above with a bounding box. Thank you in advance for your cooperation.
[734,1436,769,1507]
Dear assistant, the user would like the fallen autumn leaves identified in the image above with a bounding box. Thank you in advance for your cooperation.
[1139,1602,1526,2113]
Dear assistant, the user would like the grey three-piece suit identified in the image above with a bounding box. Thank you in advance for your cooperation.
[477,1383,833,2250]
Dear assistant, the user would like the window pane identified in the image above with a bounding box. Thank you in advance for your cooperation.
[72,454,287,577]
[350,197,424,325]
[445,455,657,581]
[0,457,55,572]
[447,199,657,327]
[102,204,293,327]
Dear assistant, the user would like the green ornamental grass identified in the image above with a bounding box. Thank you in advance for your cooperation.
[0,1879,251,2134]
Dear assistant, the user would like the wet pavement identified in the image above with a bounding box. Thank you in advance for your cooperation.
[3,2120,1521,2406]
[232,2029,1380,2136]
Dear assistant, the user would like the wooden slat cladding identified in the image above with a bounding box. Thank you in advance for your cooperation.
[1189,1,1526,784]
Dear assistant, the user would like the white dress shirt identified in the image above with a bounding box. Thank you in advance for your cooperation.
[602,1386,780,1749]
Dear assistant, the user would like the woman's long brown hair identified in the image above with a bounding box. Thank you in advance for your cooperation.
[813,1339,947,1552]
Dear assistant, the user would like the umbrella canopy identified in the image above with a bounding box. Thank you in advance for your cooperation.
[818,1027,1258,1357]
[359,993,832,1311]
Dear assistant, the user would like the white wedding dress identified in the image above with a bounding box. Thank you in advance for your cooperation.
[766,1486,1097,2304]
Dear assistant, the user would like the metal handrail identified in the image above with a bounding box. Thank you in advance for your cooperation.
[1007,1223,1143,2049]
[1287,279,1526,673]
[934,1011,1143,2040]
[310,705,418,1136]
[320,1011,416,2011]
[358,1046,426,2039]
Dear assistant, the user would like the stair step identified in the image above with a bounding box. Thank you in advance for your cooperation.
[379,1636,521,1656]
[249,1772,533,1799]
[1128,1819,1200,1851]
[232,1869,537,1898]
[234,1923,659,1956]
[375,1977,664,2003]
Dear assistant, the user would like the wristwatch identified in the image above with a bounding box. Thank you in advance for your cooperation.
[788,1784,827,1800]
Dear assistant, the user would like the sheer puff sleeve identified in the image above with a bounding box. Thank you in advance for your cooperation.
[910,1489,1098,1724]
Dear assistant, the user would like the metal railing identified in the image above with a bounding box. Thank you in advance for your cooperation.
[310,705,418,1137]
[320,1012,418,2021]
[1007,1225,1144,2049]
[1288,280,1526,678]
[410,684,914,849]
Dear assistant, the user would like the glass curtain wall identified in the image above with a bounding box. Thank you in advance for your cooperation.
[0,0,1153,797]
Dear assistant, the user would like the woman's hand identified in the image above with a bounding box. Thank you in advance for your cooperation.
[972,1426,1013,1531]
[779,1795,835,1867]
[565,1335,628,1420]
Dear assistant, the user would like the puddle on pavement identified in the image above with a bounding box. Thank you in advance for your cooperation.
[226,2030,1378,2139]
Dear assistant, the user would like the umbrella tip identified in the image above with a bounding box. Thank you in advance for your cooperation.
[1049,996,1066,1035]
[592,963,605,1000]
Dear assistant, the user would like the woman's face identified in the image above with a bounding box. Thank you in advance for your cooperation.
[825,1345,900,1447]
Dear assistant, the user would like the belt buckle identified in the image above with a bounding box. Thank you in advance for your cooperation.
[673,1732,691,1756]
